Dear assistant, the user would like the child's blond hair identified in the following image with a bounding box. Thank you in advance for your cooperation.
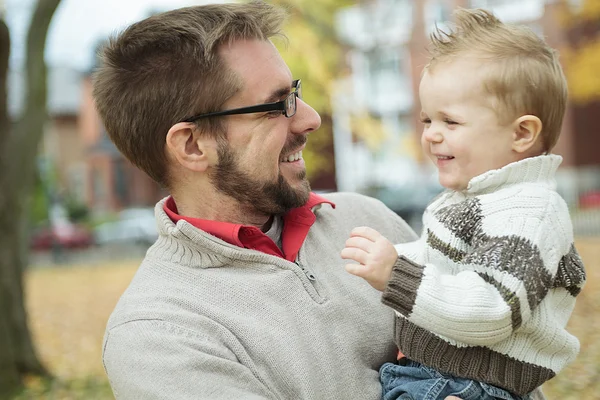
[427,8,567,152]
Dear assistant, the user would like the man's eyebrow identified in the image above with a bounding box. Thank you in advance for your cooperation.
[262,85,292,103]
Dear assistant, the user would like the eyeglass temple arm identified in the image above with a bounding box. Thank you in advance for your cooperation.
[183,102,286,122]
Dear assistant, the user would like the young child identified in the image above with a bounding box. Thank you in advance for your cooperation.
[341,8,586,400]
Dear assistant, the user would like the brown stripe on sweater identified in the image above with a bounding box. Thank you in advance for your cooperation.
[479,273,523,329]
[463,235,553,311]
[394,317,554,396]
[426,229,467,263]
[554,244,586,297]
[426,220,553,313]
[434,198,483,245]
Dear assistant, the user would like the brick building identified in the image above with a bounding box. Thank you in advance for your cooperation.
[78,75,165,213]
[334,0,600,207]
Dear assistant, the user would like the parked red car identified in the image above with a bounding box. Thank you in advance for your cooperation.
[579,191,600,209]
[30,224,94,251]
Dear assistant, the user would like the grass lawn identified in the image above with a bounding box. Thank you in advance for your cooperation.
[14,238,600,399]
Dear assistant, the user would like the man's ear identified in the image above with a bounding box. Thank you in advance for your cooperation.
[166,122,214,173]
[512,115,543,154]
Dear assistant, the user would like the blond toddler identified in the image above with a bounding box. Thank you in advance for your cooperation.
[342,9,586,400]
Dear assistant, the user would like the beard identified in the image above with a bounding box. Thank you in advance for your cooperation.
[208,135,311,215]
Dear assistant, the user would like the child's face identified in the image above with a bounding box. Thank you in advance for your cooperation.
[419,59,521,191]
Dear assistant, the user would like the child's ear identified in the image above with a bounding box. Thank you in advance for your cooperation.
[512,115,543,154]
[165,122,215,173]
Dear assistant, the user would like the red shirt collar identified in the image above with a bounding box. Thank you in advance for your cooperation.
[163,193,334,261]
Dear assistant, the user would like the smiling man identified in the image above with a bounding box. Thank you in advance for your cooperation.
[93,2,417,399]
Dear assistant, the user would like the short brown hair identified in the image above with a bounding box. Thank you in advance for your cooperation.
[92,1,287,187]
[427,8,567,152]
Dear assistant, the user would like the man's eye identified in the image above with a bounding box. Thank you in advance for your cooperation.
[267,110,282,118]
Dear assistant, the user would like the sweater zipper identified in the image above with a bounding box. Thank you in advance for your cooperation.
[292,246,323,301]
[295,252,316,281]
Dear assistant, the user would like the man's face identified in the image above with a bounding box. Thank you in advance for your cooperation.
[210,39,321,214]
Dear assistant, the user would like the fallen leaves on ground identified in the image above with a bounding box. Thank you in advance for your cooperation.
[19,260,139,399]
[17,238,600,399]
[542,237,600,399]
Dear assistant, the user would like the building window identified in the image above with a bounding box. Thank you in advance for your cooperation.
[365,48,412,114]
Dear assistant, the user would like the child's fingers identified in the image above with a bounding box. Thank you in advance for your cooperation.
[340,247,368,264]
[345,263,367,278]
[350,226,383,241]
[344,236,374,251]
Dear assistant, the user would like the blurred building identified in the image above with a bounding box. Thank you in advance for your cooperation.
[334,0,600,212]
[334,0,418,197]
[10,63,163,214]
[9,66,86,203]
[79,71,165,213]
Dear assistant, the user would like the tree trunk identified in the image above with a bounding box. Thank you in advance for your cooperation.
[0,0,62,396]
[0,15,22,399]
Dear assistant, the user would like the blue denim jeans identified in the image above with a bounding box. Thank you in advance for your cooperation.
[380,360,530,400]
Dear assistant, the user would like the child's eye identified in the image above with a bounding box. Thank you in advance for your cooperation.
[420,118,431,124]
[445,119,458,125]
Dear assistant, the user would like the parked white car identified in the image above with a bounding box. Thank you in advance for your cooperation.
[94,208,158,246]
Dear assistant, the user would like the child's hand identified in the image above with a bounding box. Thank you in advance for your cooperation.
[340,226,398,291]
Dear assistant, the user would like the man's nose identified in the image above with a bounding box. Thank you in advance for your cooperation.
[291,98,321,135]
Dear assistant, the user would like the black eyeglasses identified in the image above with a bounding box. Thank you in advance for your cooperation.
[182,79,302,123]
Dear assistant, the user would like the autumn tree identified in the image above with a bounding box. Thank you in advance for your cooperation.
[0,0,61,396]
[272,0,354,190]
[559,0,600,167]
[561,0,600,104]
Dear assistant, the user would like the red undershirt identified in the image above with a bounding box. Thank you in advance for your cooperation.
[163,193,335,262]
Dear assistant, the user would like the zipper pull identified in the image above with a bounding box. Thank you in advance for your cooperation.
[305,271,317,281]
[295,261,316,281]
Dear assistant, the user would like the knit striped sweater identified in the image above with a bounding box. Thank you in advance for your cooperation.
[383,154,586,396]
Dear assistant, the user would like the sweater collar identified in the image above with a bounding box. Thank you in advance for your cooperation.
[465,154,562,194]
[154,192,335,263]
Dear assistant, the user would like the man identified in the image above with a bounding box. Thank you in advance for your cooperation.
[93,2,545,399]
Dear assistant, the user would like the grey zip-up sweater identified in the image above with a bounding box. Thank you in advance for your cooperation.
[102,192,417,400]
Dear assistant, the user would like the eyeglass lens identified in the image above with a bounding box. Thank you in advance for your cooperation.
[285,80,301,117]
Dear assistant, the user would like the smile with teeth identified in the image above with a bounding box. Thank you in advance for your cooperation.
[436,155,454,160]
[280,150,303,163]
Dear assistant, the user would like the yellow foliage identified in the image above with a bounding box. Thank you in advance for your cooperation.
[351,112,390,152]
[564,39,600,104]
[398,131,423,162]
[271,0,354,180]
[559,0,600,24]
[302,123,333,176]
[576,0,600,21]
[559,0,600,104]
